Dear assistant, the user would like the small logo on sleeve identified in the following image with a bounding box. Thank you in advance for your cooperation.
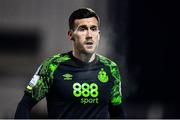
[98,68,109,83]
[29,74,40,87]
[26,74,40,91]
[62,73,73,80]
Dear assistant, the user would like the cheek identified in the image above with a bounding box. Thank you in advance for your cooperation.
[94,35,100,43]
[74,35,85,44]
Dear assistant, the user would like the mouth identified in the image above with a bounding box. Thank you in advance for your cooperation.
[85,41,93,45]
[84,41,94,49]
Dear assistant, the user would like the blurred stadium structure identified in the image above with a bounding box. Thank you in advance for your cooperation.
[0,0,179,118]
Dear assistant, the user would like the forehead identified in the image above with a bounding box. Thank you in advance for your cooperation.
[74,17,99,27]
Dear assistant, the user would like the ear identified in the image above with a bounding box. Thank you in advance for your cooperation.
[98,30,101,35]
[98,30,101,39]
[68,30,74,41]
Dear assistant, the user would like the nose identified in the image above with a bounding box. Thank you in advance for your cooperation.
[86,29,92,38]
[86,29,93,40]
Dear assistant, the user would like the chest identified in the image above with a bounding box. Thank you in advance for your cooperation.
[48,63,114,105]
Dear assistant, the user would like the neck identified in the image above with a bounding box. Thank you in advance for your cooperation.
[72,50,96,63]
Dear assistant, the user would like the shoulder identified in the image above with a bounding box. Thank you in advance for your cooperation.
[96,54,118,67]
[39,52,71,74]
[42,52,71,65]
[97,54,121,80]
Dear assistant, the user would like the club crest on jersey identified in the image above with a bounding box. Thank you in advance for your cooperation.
[98,68,109,83]
[62,73,73,80]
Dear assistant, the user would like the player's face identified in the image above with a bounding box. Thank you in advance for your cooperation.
[69,17,100,55]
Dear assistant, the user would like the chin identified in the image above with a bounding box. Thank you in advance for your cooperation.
[84,50,95,55]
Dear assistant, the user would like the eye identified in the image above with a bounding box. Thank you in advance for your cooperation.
[78,27,85,31]
[91,27,98,31]
[78,26,86,31]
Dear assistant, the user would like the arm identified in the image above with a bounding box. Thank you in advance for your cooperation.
[109,63,125,118]
[14,93,38,118]
[14,57,54,118]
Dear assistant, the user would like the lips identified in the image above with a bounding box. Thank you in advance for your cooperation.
[85,41,93,45]
[86,42,93,45]
[84,41,94,49]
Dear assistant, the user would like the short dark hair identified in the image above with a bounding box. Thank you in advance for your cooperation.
[69,8,100,30]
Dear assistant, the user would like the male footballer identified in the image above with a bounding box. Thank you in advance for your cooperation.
[15,7,125,119]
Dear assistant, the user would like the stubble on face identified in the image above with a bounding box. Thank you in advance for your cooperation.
[72,17,100,55]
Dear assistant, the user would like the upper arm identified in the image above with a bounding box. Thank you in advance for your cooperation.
[25,57,55,101]
[109,63,125,118]
[110,63,122,105]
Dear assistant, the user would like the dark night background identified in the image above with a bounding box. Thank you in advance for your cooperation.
[109,0,179,118]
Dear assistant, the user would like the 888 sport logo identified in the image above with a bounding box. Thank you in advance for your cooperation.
[73,82,99,104]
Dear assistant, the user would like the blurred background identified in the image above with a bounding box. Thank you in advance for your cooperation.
[0,0,179,118]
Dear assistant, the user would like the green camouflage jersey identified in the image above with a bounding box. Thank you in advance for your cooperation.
[16,51,123,118]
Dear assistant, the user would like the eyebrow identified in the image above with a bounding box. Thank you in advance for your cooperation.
[78,25,98,29]
[78,25,87,28]
[90,25,98,28]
